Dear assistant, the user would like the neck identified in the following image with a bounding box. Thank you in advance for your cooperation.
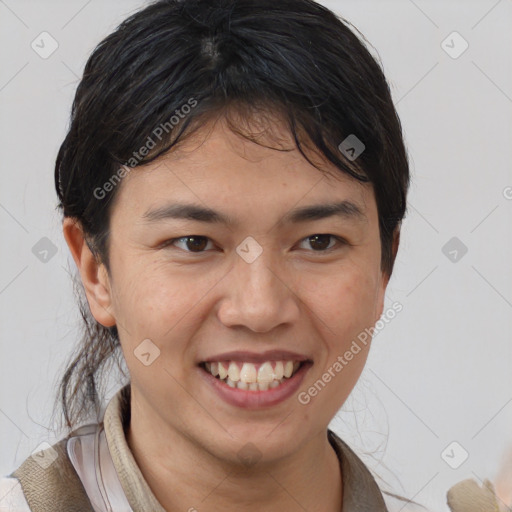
[125,394,342,511]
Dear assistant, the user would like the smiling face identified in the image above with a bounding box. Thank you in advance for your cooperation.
[79,113,394,465]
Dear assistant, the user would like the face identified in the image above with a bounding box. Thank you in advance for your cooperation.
[85,114,392,465]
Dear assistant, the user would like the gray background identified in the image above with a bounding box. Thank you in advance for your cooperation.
[1,1,511,510]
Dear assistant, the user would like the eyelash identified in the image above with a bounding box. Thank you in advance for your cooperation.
[159,234,348,254]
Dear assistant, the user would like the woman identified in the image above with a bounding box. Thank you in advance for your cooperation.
[0,0,430,510]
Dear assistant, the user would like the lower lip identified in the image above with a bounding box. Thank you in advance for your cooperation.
[197,362,311,409]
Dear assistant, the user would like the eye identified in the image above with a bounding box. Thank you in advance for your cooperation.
[162,236,214,253]
[160,234,346,253]
[298,234,345,252]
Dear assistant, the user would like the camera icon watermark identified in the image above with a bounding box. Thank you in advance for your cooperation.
[134,338,161,366]
[31,442,58,469]
[441,441,469,469]
[338,134,365,161]
[31,31,59,59]
[236,236,263,264]
[32,237,58,263]
[442,237,468,263]
[441,31,469,59]
[237,442,263,468]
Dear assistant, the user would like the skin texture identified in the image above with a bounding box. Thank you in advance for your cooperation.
[63,113,399,511]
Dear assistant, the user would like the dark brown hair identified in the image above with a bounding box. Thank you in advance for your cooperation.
[53,0,410,444]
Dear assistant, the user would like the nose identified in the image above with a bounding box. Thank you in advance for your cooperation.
[217,251,300,333]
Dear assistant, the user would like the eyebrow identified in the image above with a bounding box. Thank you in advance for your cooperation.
[142,200,367,226]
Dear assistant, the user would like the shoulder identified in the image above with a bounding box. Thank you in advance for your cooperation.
[0,437,71,512]
[0,476,31,512]
[328,430,433,512]
[1,427,97,512]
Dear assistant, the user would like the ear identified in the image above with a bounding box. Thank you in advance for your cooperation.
[384,227,401,288]
[62,218,116,328]
[375,227,401,319]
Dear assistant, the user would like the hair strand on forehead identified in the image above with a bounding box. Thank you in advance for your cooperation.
[52,0,409,452]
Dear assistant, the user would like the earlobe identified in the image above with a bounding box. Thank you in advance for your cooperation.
[62,218,116,328]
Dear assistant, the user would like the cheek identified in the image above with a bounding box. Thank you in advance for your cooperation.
[295,268,382,419]
[111,261,222,347]
[110,268,203,390]
[298,264,382,345]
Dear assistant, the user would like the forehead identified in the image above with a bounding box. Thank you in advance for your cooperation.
[112,115,374,223]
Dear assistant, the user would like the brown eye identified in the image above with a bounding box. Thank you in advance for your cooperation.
[165,236,213,252]
[184,236,209,252]
[300,234,341,251]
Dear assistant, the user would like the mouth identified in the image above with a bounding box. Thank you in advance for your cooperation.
[199,360,304,391]
[197,351,313,409]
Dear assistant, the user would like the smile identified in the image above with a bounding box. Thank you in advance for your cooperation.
[197,355,313,409]
[202,360,302,391]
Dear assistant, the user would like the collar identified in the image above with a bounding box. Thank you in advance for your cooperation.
[328,430,389,511]
[103,385,389,511]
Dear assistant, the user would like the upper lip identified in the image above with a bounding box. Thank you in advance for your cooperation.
[199,350,311,364]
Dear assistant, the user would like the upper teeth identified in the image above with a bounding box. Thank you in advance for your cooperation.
[205,360,300,384]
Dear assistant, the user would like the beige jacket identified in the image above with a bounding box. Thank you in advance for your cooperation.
[0,385,418,511]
